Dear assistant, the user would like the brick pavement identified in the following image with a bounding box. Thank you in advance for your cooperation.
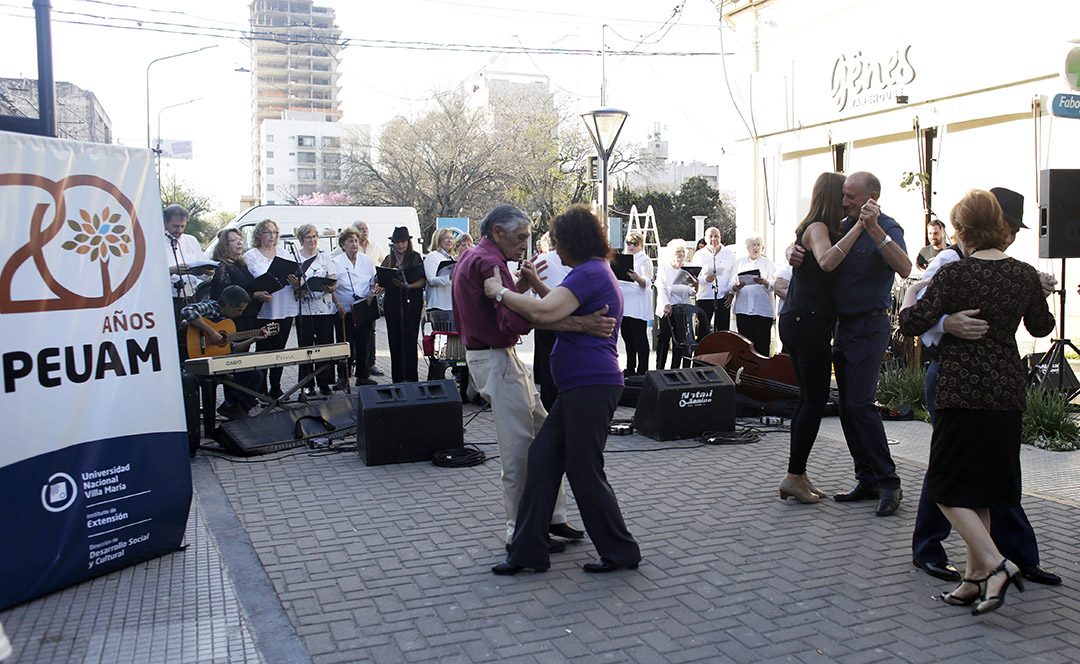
[4,324,1080,662]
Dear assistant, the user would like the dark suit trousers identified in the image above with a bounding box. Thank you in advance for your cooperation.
[833,314,900,490]
[911,359,1041,567]
[533,329,558,411]
[696,298,730,341]
[506,385,641,570]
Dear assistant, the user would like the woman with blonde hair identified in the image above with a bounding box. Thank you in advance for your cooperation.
[729,235,776,356]
[295,224,338,396]
[424,228,456,324]
[245,219,299,399]
[899,190,1053,615]
[619,231,653,375]
[653,239,697,369]
[453,232,474,257]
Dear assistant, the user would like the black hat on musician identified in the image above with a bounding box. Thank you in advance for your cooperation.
[990,187,1027,230]
[389,226,412,242]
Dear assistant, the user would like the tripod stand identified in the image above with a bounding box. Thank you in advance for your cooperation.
[1028,258,1080,400]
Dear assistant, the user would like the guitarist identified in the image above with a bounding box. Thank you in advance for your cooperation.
[180,286,269,420]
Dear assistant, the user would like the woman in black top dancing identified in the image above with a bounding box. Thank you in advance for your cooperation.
[776,172,866,504]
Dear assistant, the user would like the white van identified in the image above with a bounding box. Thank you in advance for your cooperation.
[205,205,422,256]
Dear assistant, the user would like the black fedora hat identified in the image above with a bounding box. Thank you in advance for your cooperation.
[990,187,1027,230]
[389,226,412,242]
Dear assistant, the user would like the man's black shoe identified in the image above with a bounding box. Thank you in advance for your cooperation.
[505,540,566,554]
[583,558,639,573]
[913,559,962,582]
[549,523,585,541]
[875,488,902,516]
[833,482,879,502]
[492,561,547,575]
[1021,565,1062,586]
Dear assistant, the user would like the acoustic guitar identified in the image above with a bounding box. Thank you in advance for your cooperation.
[694,330,800,402]
[186,319,279,359]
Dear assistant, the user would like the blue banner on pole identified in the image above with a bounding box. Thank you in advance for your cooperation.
[1051,93,1080,119]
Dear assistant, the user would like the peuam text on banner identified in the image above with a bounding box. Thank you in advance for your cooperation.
[0,131,191,610]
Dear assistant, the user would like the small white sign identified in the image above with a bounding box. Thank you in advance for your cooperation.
[155,139,193,159]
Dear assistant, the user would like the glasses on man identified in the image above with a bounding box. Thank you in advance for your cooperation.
[627,240,640,246]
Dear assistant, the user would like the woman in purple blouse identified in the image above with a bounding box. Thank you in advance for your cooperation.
[483,205,641,575]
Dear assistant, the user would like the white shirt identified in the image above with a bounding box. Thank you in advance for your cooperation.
[535,250,571,289]
[774,264,793,313]
[360,240,387,267]
[917,247,962,348]
[298,249,337,316]
[165,232,209,298]
[731,255,776,317]
[619,251,654,321]
[655,262,695,316]
[333,252,375,312]
[245,247,299,320]
[692,245,736,300]
[424,249,454,311]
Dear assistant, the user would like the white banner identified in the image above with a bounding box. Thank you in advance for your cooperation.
[0,130,190,609]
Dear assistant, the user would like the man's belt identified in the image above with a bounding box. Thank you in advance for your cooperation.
[836,309,888,322]
[465,344,492,351]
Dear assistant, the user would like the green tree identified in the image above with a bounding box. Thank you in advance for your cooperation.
[160,175,219,244]
[674,176,735,244]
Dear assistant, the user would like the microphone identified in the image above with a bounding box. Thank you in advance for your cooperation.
[166,231,178,249]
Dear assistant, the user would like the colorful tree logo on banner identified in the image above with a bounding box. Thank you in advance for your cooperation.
[0,174,146,313]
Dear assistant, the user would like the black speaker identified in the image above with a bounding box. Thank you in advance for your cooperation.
[214,395,357,456]
[356,379,463,465]
[1025,351,1080,394]
[1039,169,1080,258]
[633,367,736,441]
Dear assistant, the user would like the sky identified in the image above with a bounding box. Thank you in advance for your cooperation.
[2,0,746,214]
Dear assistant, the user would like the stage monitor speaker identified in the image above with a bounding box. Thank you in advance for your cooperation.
[1024,351,1080,394]
[1038,169,1080,258]
[357,379,463,466]
[633,367,736,441]
[214,395,357,456]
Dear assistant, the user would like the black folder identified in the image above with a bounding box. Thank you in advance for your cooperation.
[376,265,425,289]
[612,254,635,282]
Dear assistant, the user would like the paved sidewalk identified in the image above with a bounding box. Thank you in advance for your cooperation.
[4,327,1079,662]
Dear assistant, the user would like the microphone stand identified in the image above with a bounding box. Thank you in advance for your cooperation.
[286,239,316,397]
[168,232,192,306]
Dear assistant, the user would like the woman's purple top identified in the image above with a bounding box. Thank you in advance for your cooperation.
[550,257,624,392]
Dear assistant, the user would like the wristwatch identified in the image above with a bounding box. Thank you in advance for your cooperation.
[876,235,893,250]
[496,287,509,303]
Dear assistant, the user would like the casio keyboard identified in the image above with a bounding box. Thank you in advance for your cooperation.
[185,342,352,435]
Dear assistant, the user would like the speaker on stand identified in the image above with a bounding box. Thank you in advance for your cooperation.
[1033,169,1080,400]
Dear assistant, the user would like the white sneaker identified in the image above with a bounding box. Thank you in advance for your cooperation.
[0,621,12,661]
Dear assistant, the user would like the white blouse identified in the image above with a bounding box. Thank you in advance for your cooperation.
[298,250,337,316]
[731,255,777,318]
[654,262,695,316]
[424,249,454,311]
[245,247,299,320]
[619,251,654,321]
[333,252,375,313]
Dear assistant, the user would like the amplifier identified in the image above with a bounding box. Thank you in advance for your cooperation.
[633,367,736,441]
[356,379,463,465]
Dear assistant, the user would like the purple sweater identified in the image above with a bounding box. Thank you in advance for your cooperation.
[550,258,624,392]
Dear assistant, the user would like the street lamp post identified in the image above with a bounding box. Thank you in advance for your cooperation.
[581,108,629,232]
[145,45,218,150]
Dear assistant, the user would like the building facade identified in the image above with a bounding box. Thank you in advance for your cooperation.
[249,0,343,197]
[0,79,112,143]
[260,111,369,204]
[722,0,1080,350]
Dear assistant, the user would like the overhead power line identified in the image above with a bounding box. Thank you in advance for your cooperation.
[0,8,730,57]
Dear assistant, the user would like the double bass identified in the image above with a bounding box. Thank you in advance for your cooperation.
[694,330,800,402]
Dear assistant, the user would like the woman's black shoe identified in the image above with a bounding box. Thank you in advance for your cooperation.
[582,558,639,573]
[972,559,1024,616]
[268,387,284,400]
[492,561,547,576]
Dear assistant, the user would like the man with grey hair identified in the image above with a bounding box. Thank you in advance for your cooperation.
[452,204,614,548]
[832,171,912,516]
[163,203,212,337]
